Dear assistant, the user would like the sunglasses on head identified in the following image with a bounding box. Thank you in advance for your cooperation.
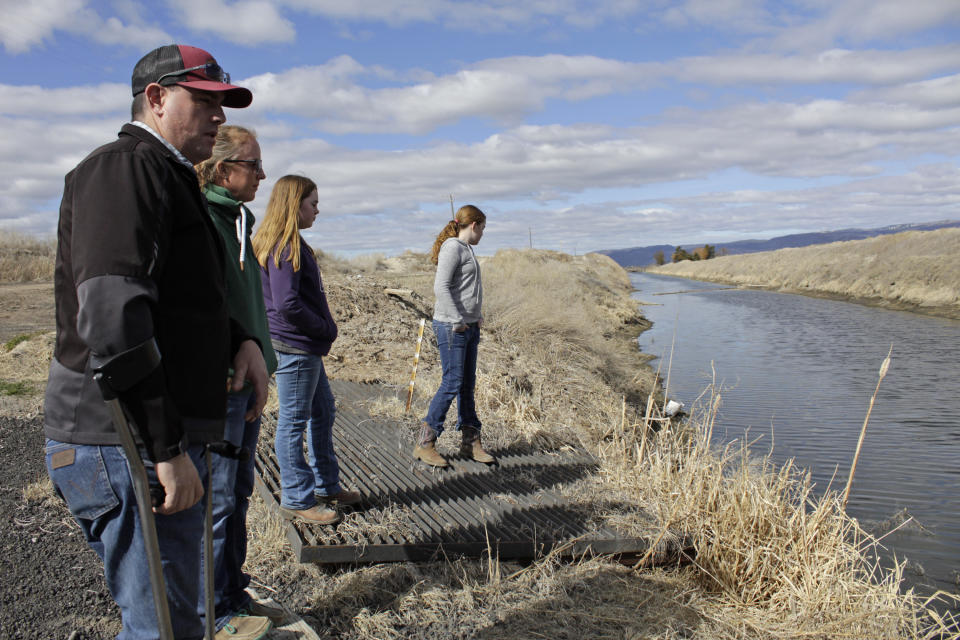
[223,158,263,173]
[156,62,231,86]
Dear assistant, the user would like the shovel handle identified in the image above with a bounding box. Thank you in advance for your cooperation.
[96,374,175,640]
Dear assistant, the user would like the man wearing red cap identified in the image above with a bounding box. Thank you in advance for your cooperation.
[44,45,270,639]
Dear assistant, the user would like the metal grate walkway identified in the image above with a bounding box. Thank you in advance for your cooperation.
[255,380,675,565]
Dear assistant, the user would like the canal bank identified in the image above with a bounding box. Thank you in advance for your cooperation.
[648,227,960,320]
[632,271,960,603]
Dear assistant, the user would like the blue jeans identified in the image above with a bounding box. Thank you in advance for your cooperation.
[424,321,481,436]
[45,439,207,640]
[201,390,260,629]
[274,351,341,510]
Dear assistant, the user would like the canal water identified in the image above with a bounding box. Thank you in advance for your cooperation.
[631,272,960,601]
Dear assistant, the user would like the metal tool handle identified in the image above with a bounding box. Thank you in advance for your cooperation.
[203,445,215,640]
[99,386,174,639]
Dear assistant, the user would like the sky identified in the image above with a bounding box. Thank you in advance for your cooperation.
[1,1,959,257]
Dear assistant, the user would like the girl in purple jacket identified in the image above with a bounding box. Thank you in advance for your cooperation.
[252,175,361,524]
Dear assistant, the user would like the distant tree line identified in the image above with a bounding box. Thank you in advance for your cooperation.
[652,244,719,265]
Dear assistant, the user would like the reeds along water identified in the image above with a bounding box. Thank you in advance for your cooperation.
[458,250,958,637]
[600,376,959,638]
[342,249,960,638]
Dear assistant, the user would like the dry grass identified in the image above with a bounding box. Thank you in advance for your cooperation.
[6,243,954,637]
[650,228,960,318]
[241,248,956,639]
[596,380,957,638]
[22,476,55,503]
[0,331,54,417]
[475,249,657,449]
[0,232,56,283]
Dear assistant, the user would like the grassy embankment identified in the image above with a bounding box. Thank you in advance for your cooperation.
[649,228,960,319]
[0,231,55,282]
[1,233,956,638]
[254,249,957,639]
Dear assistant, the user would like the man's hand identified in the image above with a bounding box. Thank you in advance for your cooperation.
[155,453,204,514]
[231,339,268,421]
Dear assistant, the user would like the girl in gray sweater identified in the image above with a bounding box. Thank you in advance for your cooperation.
[414,205,496,467]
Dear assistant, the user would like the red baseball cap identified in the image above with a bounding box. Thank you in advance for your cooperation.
[131,44,252,108]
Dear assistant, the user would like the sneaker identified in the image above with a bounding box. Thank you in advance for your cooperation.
[320,489,363,506]
[279,505,340,525]
[215,613,271,639]
[242,598,286,625]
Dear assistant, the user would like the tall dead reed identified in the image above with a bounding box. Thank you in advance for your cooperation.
[597,380,957,638]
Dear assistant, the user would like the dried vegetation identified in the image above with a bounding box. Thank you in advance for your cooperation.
[651,228,960,318]
[246,248,957,639]
[0,231,56,282]
[1,234,956,638]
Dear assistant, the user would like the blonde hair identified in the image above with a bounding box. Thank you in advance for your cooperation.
[430,204,486,265]
[252,175,317,272]
[194,125,256,191]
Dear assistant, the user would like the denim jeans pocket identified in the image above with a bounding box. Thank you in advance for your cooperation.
[45,440,119,520]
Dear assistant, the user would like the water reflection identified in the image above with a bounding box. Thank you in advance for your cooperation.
[632,272,960,597]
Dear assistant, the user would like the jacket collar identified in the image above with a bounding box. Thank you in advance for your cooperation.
[204,183,241,209]
[203,183,255,225]
[121,122,195,172]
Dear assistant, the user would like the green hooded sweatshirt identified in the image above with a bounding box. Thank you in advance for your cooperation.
[204,183,278,376]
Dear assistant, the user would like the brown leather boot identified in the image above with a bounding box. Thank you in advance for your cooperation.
[413,423,449,467]
[461,426,495,464]
[278,505,340,525]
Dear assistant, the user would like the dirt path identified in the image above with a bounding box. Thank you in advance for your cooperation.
[0,283,55,344]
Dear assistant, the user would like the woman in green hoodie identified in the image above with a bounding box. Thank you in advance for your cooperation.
[195,125,281,638]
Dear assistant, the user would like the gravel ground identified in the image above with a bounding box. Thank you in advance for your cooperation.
[0,268,436,640]
[0,416,119,640]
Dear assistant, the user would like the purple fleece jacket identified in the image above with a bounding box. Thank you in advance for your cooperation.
[261,240,338,356]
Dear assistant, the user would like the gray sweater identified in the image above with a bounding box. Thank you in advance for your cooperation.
[433,237,483,324]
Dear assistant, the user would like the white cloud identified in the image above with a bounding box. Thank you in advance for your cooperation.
[243,56,549,134]
[239,91,960,228]
[0,0,170,54]
[6,0,959,60]
[594,164,960,248]
[853,74,960,110]
[0,113,123,234]
[276,0,664,32]
[773,0,960,51]
[675,45,960,86]
[4,8,960,256]
[300,160,960,255]
[6,55,960,248]
[0,0,86,53]
[660,0,773,33]
[167,0,296,44]
[240,47,960,136]
[0,83,129,116]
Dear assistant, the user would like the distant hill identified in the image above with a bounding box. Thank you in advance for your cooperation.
[598,220,960,267]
